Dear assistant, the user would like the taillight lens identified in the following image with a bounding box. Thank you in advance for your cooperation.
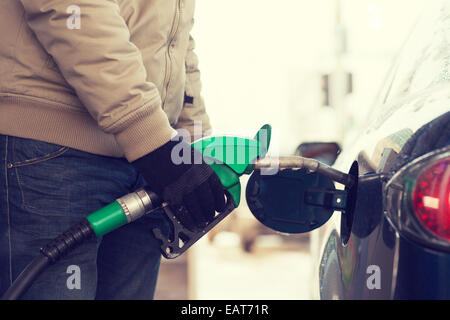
[385,146,450,252]
[412,159,450,241]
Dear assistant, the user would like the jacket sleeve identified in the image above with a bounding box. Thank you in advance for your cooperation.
[19,0,176,161]
[175,34,212,141]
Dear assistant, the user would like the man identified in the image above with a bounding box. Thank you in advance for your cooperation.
[0,0,225,299]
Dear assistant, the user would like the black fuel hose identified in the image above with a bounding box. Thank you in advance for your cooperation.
[2,255,51,300]
[2,219,94,300]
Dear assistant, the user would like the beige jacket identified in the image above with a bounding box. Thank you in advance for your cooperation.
[0,0,211,161]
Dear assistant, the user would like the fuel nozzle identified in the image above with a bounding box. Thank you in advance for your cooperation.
[85,187,161,237]
[253,156,356,187]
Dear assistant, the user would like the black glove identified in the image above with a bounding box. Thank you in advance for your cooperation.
[132,138,226,232]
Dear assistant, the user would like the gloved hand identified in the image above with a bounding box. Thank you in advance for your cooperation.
[132,138,226,232]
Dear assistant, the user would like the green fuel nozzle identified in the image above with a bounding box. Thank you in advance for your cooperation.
[83,124,273,257]
[86,188,162,237]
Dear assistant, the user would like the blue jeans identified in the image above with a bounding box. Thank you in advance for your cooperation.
[0,135,167,299]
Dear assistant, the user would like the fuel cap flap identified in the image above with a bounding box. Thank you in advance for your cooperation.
[246,169,347,234]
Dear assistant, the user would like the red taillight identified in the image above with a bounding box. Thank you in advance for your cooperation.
[412,158,450,241]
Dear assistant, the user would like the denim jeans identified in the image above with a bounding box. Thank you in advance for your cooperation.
[0,135,167,299]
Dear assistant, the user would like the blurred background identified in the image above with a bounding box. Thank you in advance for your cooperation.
[155,0,427,300]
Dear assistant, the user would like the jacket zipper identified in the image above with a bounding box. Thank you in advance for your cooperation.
[162,0,182,109]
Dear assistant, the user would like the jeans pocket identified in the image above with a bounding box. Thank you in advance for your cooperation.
[9,137,70,214]
[9,137,69,168]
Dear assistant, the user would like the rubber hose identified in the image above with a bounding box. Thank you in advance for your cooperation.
[1,255,50,300]
[1,219,94,300]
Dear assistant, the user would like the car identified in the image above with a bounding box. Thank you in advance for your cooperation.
[309,1,450,300]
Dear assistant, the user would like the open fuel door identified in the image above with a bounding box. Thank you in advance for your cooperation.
[246,168,350,234]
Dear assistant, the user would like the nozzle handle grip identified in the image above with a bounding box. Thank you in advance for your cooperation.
[152,190,236,259]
